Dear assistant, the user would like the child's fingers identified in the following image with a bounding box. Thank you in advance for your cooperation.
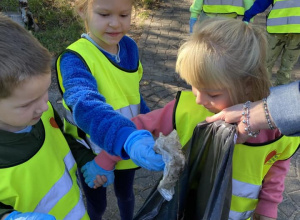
[93,175,107,189]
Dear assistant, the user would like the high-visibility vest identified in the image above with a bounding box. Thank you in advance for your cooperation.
[174,91,299,219]
[56,38,142,170]
[0,102,89,220]
[267,0,300,33]
[203,0,246,15]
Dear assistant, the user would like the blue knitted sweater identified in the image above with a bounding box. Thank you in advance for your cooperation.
[59,34,150,159]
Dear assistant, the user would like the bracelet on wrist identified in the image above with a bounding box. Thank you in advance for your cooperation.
[262,98,276,130]
[242,101,260,137]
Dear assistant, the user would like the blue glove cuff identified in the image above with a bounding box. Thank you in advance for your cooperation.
[123,130,153,154]
[5,211,20,220]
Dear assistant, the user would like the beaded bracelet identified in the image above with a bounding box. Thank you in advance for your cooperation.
[242,101,260,137]
[262,98,276,130]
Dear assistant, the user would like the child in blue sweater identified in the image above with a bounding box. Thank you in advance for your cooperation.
[56,0,164,219]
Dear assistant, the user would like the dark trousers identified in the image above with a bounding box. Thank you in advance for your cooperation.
[78,168,136,220]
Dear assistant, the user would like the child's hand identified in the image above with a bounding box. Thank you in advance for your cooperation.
[81,160,114,188]
[4,211,55,220]
[123,130,165,171]
[253,213,276,220]
[93,175,108,189]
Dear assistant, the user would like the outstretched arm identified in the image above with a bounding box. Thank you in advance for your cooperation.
[206,81,300,142]
[60,52,136,158]
[59,52,165,178]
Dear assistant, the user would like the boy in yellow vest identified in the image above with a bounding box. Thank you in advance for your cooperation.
[132,18,299,219]
[243,0,300,85]
[0,14,94,220]
[189,0,254,33]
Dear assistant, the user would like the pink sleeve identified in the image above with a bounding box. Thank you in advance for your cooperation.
[94,150,122,171]
[132,100,175,137]
[255,159,291,218]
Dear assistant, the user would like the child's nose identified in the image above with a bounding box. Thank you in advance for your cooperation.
[36,93,49,113]
[195,92,208,105]
[109,17,120,27]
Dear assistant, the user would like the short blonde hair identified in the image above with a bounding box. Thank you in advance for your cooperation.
[0,13,51,99]
[176,17,271,105]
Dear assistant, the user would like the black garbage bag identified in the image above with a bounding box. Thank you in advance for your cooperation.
[133,120,236,220]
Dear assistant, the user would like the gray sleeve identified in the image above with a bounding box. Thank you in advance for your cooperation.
[267,81,300,136]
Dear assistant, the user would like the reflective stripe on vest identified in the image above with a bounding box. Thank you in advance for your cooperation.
[174,91,300,220]
[229,209,254,220]
[0,102,88,219]
[267,0,300,33]
[203,0,245,15]
[34,151,74,213]
[57,38,142,170]
[232,179,261,199]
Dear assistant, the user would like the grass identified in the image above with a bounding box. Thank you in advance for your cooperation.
[0,0,159,57]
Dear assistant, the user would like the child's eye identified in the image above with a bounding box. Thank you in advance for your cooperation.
[121,14,129,17]
[99,13,109,17]
[19,103,30,108]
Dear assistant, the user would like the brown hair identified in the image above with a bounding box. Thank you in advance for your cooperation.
[176,17,271,105]
[0,13,51,98]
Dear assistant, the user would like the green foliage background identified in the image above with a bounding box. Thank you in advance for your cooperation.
[0,0,156,56]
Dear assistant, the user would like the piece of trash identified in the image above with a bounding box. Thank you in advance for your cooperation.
[154,130,186,201]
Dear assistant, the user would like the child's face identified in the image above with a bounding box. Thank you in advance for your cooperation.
[0,73,51,132]
[84,0,132,53]
[192,86,233,114]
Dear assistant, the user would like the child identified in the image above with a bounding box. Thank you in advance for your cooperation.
[189,0,254,33]
[132,18,300,219]
[0,14,92,220]
[243,0,300,86]
[56,0,164,219]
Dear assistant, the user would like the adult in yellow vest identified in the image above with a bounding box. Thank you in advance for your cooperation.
[189,0,254,32]
[243,0,300,85]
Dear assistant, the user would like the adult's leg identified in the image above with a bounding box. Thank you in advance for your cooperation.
[114,169,136,220]
[266,33,285,80]
[78,169,107,220]
[276,33,300,85]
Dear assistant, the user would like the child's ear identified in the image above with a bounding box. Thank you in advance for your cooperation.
[77,8,86,20]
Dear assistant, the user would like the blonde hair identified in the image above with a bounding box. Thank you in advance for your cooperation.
[74,0,91,31]
[176,17,271,105]
[0,13,51,99]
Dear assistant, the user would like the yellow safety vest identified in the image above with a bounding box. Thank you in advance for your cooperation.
[56,38,142,170]
[0,102,89,220]
[267,0,300,33]
[174,91,300,220]
[203,0,246,15]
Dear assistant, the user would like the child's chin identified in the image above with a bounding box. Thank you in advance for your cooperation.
[30,118,41,125]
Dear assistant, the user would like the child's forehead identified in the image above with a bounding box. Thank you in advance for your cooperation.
[198,88,225,93]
